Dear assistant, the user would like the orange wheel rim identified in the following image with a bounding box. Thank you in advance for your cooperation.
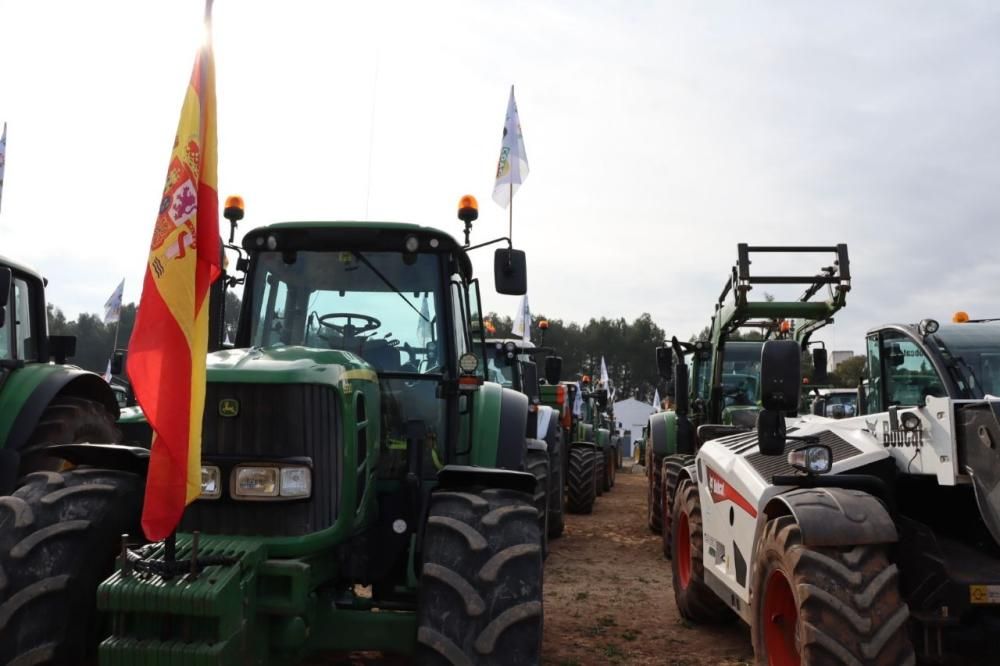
[763,569,799,666]
[677,512,691,589]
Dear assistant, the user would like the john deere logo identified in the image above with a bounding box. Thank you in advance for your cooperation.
[219,398,240,418]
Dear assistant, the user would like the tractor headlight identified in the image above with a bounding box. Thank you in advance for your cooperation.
[199,465,222,500]
[787,444,833,475]
[231,464,312,500]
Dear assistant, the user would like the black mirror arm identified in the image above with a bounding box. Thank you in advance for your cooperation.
[465,236,511,253]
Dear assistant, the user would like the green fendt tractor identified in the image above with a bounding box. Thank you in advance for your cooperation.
[0,256,121,492]
[0,207,547,664]
[485,337,567,540]
[646,244,851,559]
[562,379,612,513]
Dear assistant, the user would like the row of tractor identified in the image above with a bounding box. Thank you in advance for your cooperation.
[645,244,1000,664]
[0,195,632,665]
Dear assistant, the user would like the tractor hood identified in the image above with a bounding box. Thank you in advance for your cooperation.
[207,345,378,387]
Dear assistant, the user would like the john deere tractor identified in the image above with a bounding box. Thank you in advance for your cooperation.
[646,244,850,561]
[486,337,566,540]
[0,208,547,664]
[0,256,121,492]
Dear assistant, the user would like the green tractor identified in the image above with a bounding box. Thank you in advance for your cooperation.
[485,337,567,540]
[0,255,122,492]
[0,213,548,664]
[645,244,851,558]
[561,379,613,514]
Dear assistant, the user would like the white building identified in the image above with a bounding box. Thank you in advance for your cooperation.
[612,397,657,458]
[831,350,856,370]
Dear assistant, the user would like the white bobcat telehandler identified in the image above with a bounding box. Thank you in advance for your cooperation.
[668,317,1000,664]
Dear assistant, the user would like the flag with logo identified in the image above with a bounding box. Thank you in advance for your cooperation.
[128,1,221,541]
[492,86,529,208]
[653,388,661,412]
[103,279,125,324]
[511,294,530,343]
[0,122,7,214]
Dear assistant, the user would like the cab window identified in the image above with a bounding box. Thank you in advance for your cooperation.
[882,332,945,407]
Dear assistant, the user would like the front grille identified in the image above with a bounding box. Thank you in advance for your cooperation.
[181,383,340,537]
[744,429,862,481]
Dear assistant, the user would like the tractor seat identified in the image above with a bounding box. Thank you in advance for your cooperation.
[363,340,401,372]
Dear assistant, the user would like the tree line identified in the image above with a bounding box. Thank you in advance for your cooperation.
[47,300,864,398]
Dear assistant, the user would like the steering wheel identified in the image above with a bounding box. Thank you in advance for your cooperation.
[318,313,382,337]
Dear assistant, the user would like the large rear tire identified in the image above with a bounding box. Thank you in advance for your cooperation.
[525,446,550,558]
[21,396,121,472]
[565,447,596,515]
[606,446,616,489]
[660,454,694,559]
[594,452,605,497]
[416,488,543,666]
[750,516,914,666]
[546,429,565,539]
[670,479,731,623]
[0,468,143,664]
[646,449,664,534]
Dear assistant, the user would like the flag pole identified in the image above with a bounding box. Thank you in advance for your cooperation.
[509,181,513,246]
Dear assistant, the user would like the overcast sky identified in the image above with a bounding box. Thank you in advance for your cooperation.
[1,1,997,356]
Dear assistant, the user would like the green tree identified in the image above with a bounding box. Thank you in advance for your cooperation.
[831,355,866,388]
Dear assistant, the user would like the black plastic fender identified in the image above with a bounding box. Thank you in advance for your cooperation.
[40,443,150,476]
[762,487,898,547]
[526,438,547,453]
[496,388,529,470]
[5,370,119,454]
[437,464,536,496]
[568,440,598,450]
[649,412,674,457]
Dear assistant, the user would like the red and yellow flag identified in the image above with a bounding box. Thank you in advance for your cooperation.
[129,2,220,541]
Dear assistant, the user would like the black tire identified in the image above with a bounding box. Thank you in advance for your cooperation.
[416,488,543,666]
[0,468,143,664]
[565,447,596,515]
[546,429,565,539]
[606,446,616,489]
[21,396,121,472]
[660,454,694,559]
[646,450,664,534]
[594,452,605,497]
[750,516,914,665]
[525,446,549,559]
[670,479,731,623]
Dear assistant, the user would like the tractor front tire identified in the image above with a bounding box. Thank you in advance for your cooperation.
[566,447,596,515]
[21,396,121,472]
[750,516,914,666]
[525,446,550,558]
[646,451,664,534]
[660,454,694,559]
[607,447,616,489]
[670,479,731,623]
[0,468,143,664]
[546,430,566,539]
[416,488,543,666]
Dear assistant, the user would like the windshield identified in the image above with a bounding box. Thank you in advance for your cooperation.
[931,324,1000,399]
[249,250,444,373]
[721,342,763,405]
[487,357,514,387]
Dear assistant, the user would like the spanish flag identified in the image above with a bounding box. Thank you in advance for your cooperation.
[129,1,221,541]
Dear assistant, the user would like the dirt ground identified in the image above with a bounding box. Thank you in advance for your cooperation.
[542,464,753,666]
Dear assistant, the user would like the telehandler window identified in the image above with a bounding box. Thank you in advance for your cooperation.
[881,332,945,407]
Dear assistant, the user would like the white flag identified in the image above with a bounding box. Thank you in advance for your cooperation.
[600,356,610,389]
[492,86,529,208]
[103,358,113,383]
[103,279,125,324]
[417,294,432,343]
[573,381,583,417]
[0,122,6,214]
[511,294,530,342]
[653,388,661,412]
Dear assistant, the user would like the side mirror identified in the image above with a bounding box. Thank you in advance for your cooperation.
[494,248,527,296]
[655,346,674,380]
[544,356,562,385]
[756,408,786,456]
[760,340,801,412]
[812,347,828,384]
[521,361,540,402]
[673,362,689,415]
[49,335,77,364]
[110,350,126,376]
